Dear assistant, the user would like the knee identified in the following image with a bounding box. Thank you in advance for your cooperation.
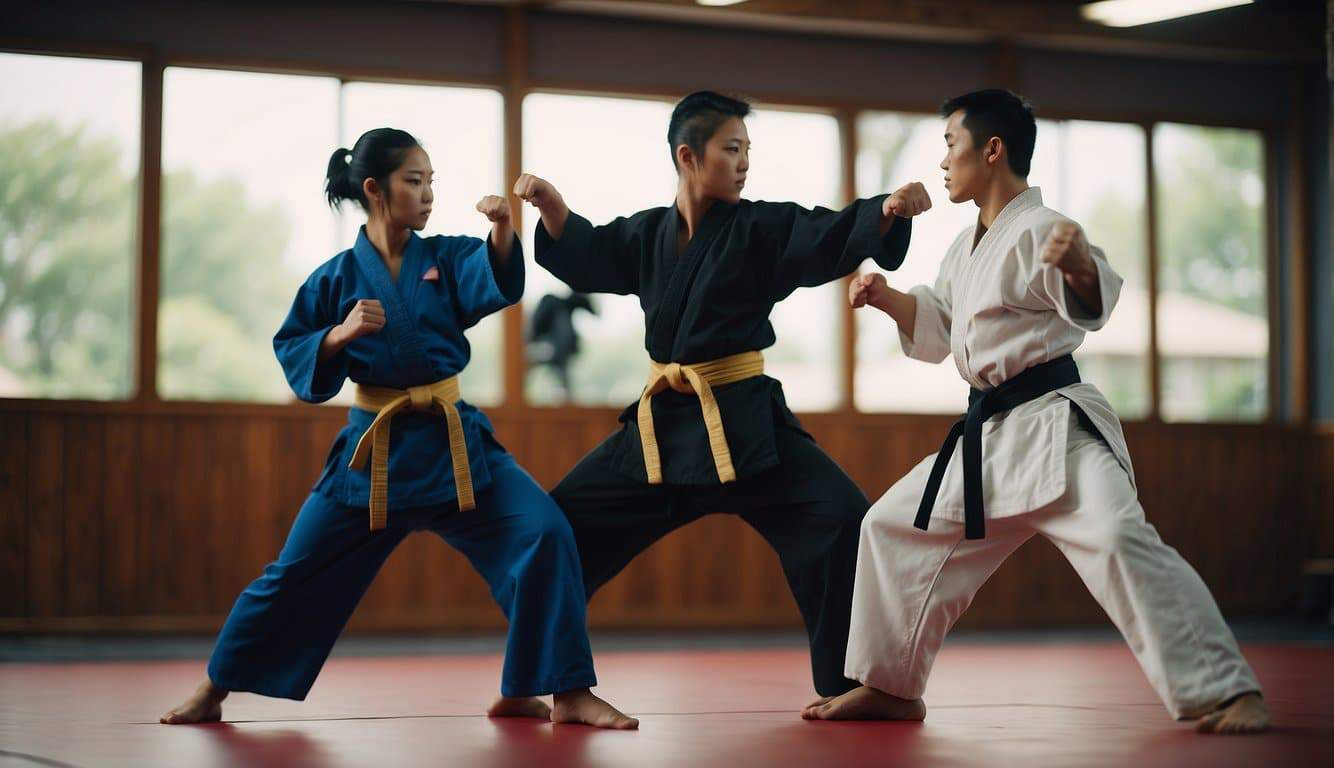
[525,503,579,551]
[1087,515,1154,560]
[825,480,871,529]
[861,489,916,541]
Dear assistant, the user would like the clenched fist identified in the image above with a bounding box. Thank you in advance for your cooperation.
[883,182,931,218]
[476,194,511,223]
[512,173,561,209]
[1040,222,1094,278]
[849,272,890,310]
[339,299,386,341]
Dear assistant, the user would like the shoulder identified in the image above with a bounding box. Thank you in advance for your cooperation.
[300,248,355,291]
[1018,206,1076,243]
[742,199,808,218]
[620,206,671,228]
[423,233,487,262]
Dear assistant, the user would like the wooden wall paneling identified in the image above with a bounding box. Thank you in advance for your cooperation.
[0,406,1320,632]
[26,415,65,617]
[204,414,243,614]
[1313,430,1334,559]
[0,413,29,616]
[101,415,140,616]
[62,415,105,615]
[165,416,207,616]
[231,418,275,614]
[134,416,167,616]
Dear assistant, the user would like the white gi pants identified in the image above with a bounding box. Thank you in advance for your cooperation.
[845,413,1261,718]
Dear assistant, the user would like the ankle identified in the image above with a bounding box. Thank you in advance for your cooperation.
[201,681,229,702]
[553,687,591,703]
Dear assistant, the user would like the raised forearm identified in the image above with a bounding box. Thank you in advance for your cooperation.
[318,324,352,363]
[537,196,570,240]
[870,286,918,341]
[490,219,516,263]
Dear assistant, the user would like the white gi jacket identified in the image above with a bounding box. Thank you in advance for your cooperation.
[899,187,1134,522]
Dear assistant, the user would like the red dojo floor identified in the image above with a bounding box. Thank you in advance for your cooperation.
[1,642,1330,767]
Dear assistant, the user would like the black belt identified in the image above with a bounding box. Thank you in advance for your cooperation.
[914,355,1081,540]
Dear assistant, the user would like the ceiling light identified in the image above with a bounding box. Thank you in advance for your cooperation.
[1081,0,1252,28]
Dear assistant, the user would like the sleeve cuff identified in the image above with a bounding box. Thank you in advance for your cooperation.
[534,211,592,272]
[843,195,909,273]
[877,212,912,272]
[486,233,525,306]
[1042,246,1122,332]
[279,325,348,403]
[898,284,951,362]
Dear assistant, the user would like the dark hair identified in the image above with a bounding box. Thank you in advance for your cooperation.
[325,128,421,210]
[939,89,1036,177]
[667,91,751,170]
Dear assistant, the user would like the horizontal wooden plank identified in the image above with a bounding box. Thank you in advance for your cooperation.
[0,404,1320,633]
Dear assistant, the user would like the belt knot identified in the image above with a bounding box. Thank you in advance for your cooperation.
[407,385,434,411]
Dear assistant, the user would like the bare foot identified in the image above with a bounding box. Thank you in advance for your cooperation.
[805,695,835,710]
[487,695,552,719]
[161,681,227,725]
[551,688,639,730]
[801,685,925,721]
[1195,692,1270,735]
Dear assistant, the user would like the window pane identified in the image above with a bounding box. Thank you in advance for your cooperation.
[0,52,140,399]
[521,93,674,407]
[340,83,505,406]
[1154,124,1267,421]
[1031,120,1151,418]
[160,67,339,402]
[853,112,971,413]
[746,108,843,412]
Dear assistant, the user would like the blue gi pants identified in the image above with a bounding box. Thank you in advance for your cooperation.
[207,439,597,700]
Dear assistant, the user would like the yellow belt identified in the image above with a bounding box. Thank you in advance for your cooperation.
[637,350,765,485]
[349,376,474,531]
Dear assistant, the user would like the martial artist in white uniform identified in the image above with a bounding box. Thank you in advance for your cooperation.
[804,90,1268,734]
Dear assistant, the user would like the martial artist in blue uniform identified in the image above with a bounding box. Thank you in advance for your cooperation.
[162,128,637,730]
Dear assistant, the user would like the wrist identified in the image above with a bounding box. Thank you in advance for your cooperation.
[1064,259,1097,287]
[537,193,566,215]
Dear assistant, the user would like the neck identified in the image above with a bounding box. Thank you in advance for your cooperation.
[674,178,715,239]
[975,175,1030,229]
[365,215,410,262]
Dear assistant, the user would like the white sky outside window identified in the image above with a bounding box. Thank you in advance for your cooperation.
[161,67,340,402]
[742,108,843,412]
[521,93,673,407]
[854,112,973,413]
[0,53,141,399]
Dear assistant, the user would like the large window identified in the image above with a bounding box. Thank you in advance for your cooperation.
[1031,120,1151,418]
[853,110,1264,422]
[743,108,844,412]
[159,70,505,405]
[1154,124,1267,422]
[2,51,1276,422]
[0,52,141,399]
[160,68,340,402]
[520,95,844,410]
[520,93,673,407]
[853,112,973,413]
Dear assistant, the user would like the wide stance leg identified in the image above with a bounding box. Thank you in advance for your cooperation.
[431,453,598,698]
[732,428,875,697]
[550,435,693,598]
[1035,431,1262,719]
[844,457,1032,699]
[208,493,410,700]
